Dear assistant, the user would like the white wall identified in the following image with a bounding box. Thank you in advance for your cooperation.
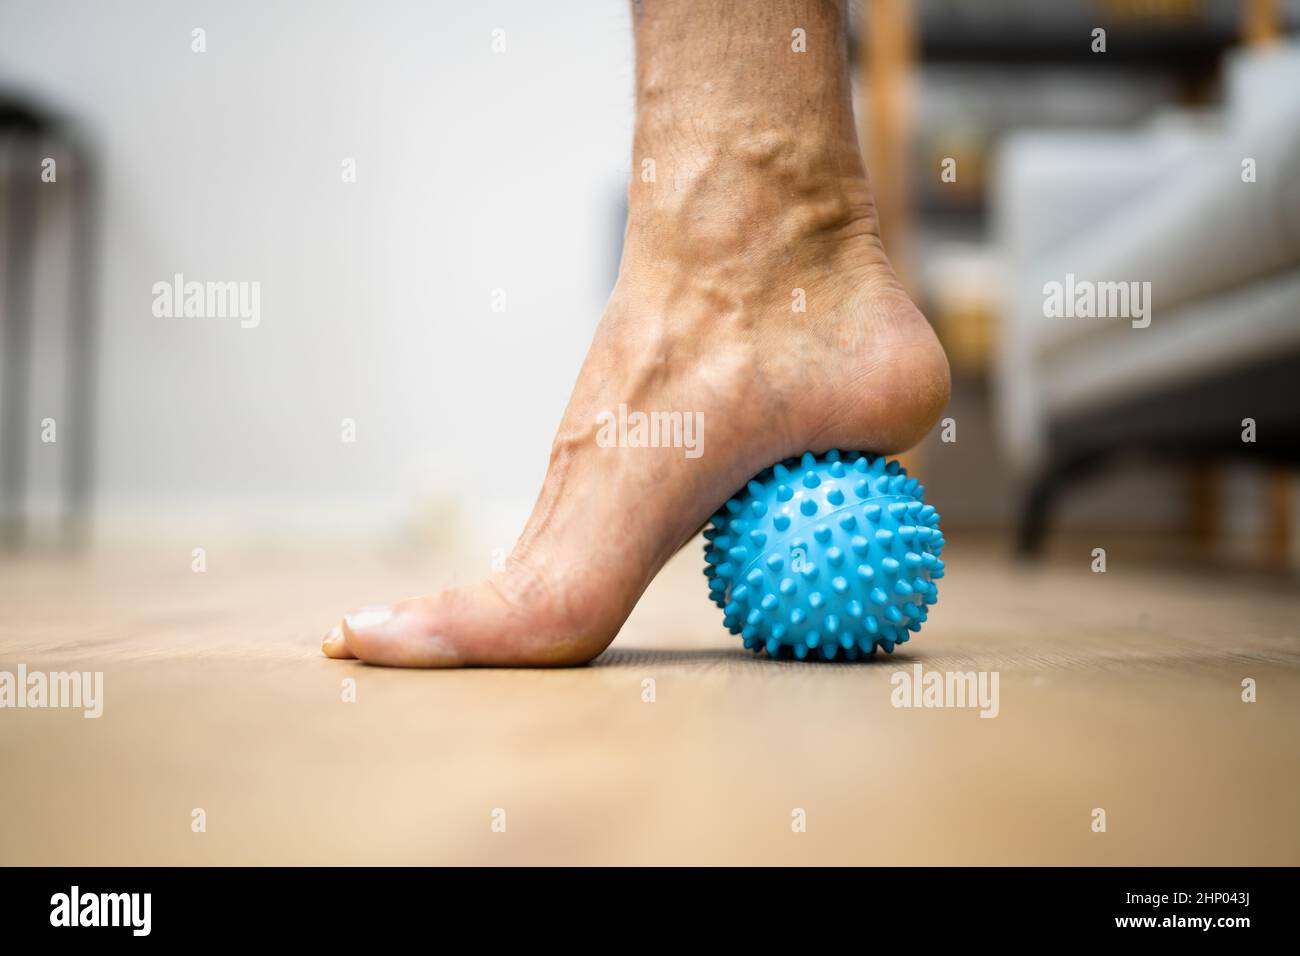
[0,0,635,544]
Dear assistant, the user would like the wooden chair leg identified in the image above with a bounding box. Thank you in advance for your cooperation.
[1187,465,1220,556]
[1265,469,1295,568]
[860,0,917,292]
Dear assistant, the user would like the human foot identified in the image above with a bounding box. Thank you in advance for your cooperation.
[322,192,948,667]
[321,0,950,667]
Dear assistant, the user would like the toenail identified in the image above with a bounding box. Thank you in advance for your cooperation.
[322,623,344,649]
[343,606,395,633]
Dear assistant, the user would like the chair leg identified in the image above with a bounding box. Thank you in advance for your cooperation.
[1015,472,1055,557]
[1015,450,1107,557]
[1,146,37,551]
[64,151,98,551]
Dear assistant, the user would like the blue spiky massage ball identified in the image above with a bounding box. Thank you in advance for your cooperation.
[704,450,944,660]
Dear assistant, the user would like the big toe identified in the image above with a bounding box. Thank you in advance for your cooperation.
[333,577,607,668]
[337,597,470,668]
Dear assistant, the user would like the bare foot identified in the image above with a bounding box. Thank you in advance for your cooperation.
[322,0,950,666]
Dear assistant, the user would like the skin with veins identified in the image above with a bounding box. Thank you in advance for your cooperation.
[322,0,950,667]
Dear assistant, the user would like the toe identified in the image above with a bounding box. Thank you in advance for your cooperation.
[338,574,610,668]
[338,603,461,667]
[321,622,356,659]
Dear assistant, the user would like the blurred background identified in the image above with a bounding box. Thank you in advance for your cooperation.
[3,0,1299,870]
[877,0,1300,574]
[1,0,1298,572]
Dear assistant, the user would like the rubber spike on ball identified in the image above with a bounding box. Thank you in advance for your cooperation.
[703,450,943,660]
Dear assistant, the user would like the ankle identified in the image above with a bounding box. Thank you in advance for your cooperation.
[623,128,880,280]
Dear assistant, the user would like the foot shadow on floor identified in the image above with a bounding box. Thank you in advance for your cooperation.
[592,645,917,668]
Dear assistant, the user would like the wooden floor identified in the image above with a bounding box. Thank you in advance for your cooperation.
[2,537,1297,865]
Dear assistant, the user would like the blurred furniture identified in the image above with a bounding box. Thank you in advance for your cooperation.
[0,95,98,551]
[993,44,1300,553]
[858,1,1270,505]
